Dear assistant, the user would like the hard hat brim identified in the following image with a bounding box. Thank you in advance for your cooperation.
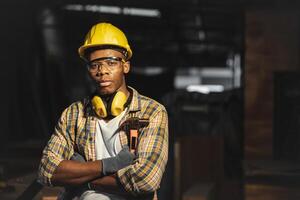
[78,43,132,60]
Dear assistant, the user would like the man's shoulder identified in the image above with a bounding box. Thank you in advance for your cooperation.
[137,93,167,116]
[61,99,86,116]
[139,94,165,108]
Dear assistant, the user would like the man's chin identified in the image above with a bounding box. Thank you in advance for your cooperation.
[97,87,115,96]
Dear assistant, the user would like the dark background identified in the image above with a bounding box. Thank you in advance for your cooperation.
[1,0,300,200]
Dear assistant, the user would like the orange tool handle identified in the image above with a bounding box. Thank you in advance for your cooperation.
[129,129,138,153]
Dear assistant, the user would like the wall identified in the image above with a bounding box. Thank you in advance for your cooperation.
[0,1,43,143]
[245,9,300,159]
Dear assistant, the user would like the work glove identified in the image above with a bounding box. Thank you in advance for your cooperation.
[102,146,135,176]
[70,152,86,162]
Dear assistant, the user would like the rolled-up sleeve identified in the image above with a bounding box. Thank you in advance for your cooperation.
[117,108,168,195]
[38,108,74,186]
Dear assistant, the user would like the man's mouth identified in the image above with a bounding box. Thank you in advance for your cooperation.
[98,81,112,87]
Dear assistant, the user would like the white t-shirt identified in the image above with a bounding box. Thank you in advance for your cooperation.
[95,109,127,159]
[81,109,127,200]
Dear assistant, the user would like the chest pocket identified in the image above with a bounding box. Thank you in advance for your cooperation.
[74,117,95,160]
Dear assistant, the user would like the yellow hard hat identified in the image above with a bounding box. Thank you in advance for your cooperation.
[78,23,132,60]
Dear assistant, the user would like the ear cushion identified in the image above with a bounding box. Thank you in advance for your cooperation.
[91,91,127,118]
[111,91,127,116]
[91,96,107,118]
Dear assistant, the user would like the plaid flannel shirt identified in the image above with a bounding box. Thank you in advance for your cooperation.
[38,87,169,199]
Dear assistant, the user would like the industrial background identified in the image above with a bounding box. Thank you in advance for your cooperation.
[0,0,300,199]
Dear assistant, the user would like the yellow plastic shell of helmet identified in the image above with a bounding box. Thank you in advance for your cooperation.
[78,23,132,60]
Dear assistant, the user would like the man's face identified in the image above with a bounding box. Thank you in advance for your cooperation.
[88,49,130,96]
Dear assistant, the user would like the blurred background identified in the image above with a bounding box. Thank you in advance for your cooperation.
[1,0,300,199]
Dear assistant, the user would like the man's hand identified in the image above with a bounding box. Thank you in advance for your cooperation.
[51,147,134,187]
[102,146,135,175]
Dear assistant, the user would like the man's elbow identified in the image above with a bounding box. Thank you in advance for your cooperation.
[134,171,163,194]
[118,159,167,195]
[37,172,52,187]
[37,165,55,187]
[138,182,160,193]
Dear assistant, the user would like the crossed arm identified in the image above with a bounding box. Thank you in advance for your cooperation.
[51,159,127,195]
[51,159,102,186]
[38,106,168,196]
[50,145,135,195]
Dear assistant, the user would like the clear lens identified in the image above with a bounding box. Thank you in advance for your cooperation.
[87,57,124,72]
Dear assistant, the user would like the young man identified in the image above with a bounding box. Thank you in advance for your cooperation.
[38,23,168,200]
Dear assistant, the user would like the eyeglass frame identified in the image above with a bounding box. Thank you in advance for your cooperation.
[85,56,126,73]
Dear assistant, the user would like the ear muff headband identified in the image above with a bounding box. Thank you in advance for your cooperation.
[91,91,127,118]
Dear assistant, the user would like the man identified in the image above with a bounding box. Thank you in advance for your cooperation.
[38,22,169,200]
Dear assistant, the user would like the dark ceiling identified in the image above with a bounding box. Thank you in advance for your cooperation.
[39,0,300,68]
[38,0,245,68]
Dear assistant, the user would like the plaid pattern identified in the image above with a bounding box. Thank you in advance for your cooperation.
[38,87,168,199]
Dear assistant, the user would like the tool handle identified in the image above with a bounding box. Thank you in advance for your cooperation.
[129,129,138,153]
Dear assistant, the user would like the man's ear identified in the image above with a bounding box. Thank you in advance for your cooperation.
[123,61,130,74]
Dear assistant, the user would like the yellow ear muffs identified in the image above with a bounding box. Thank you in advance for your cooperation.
[91,91,127,118]
[111,91,127,116]
[91,96,108,118]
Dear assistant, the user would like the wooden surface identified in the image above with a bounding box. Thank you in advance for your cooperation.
[182,183,215,200]
[174,135,224,200]
[245,160,300,200]
[245,9,300,159]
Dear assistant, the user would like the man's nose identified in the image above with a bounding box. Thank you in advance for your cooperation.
[97,64,110,74]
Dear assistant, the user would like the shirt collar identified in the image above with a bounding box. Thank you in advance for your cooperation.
[127,86,141,113]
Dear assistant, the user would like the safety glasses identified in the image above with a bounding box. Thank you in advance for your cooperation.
[86,57,125,73]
